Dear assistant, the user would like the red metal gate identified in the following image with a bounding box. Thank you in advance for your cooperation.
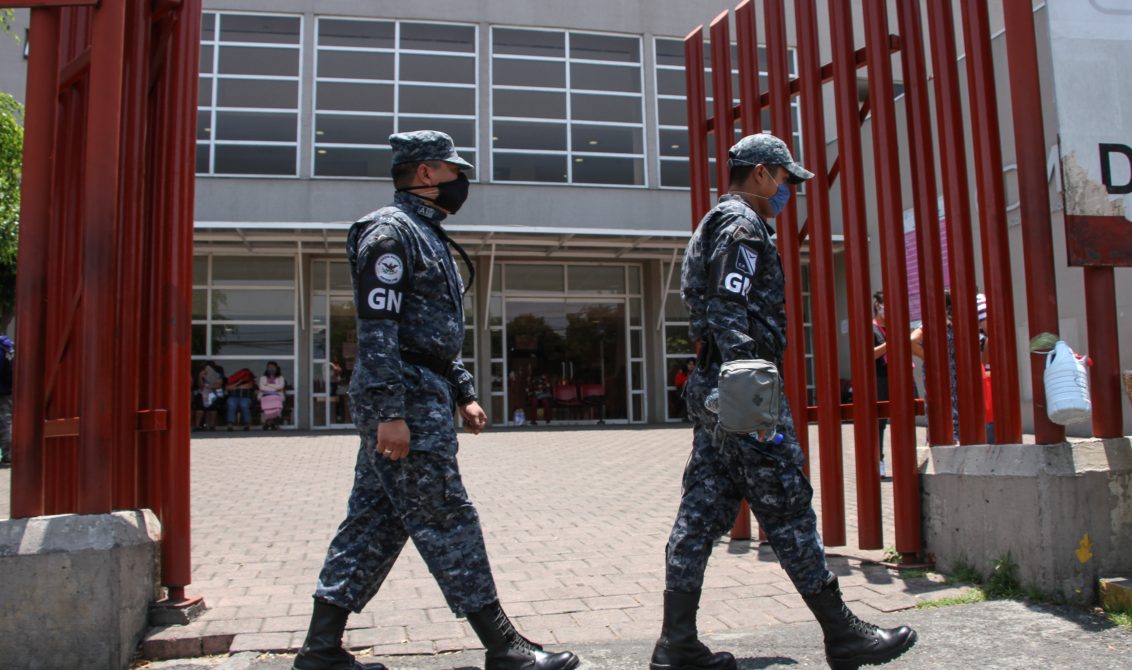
[4,0,201,601]
[685,0,1126,558]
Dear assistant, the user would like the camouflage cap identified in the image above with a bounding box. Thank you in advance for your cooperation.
[728,133,814,184]
[389,130,474,169]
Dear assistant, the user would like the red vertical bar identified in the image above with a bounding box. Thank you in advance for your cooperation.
[764,0,810,476]
[77,0,128,514]
[896,1,950,450]
[923,1,987,450]
[734,0,760,136]
[863,0,919,557]
[828,0,881,549]
[709,12,733,198]
[795,0,844,547]
[1001,0,1063,445]
[10,7,60,519]
[1084,269,1123,437]
[161,0,203,597]
[958,0,1021,444]
[684,29,711,227]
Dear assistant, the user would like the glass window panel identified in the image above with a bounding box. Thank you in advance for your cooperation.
[399,84,474,115]
[629,297,642,326]
[494,153,567,182]
[660,159,690,187]
[656,69,684,96]
[632,361,644,389]
[219,15,300,45]
[200,45,214,71]
[211,324,295,356]
[317,50,394,80]
[400,116,475,148]
[218,46,298,76]
[461,333,475,359]
[655,38,684,67]
[568,266,625,293]
[217,78,298,108]
[491,396,504,424]
[193,289,209,319]
[491,362,504,392]
[493,28,564,58]
[628,267,640,294]
[312,325,328,360]
[493,89,565,119]
[659,128,687,157]
[196,144,210,173]
[202,12,216,36]
[215,111,296,142]
[571,93,641,123]
[658,98,687,127]
[400,53,475,84]
[572,156,642,185]
[192,325,208,356]
[400,22,475,53]
[214,145,295,175]
[314,114,393,145]
[504,264,564,292]
[572,124,642,154]
[206,358,295,384]
[330,263,353,291]
[493,120,566,152]
[198,78,212,106]
[630,331,642,358]
[213,257,294,286]
[632,393,643,421]
[211,288,295,321]
[570,33,639,63]
[197,111,211,140]
[193,256,208,285]
[665,293,689,320]
[317,82,392,113]
[311,293,327,325]
[570,62,640,92]
[319,19,394,49]
[315,147,391,178]
[492,58,564,88]
[665,325,694,353]
[490,329,502,358]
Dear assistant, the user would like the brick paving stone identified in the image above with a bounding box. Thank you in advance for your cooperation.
[229,632,293,653]
[346,626,409,647]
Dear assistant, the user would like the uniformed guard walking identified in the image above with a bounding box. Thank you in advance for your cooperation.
[650,134,917,670]
[295,131,579,670]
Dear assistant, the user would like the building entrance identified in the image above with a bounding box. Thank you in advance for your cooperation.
[310,261,356,428]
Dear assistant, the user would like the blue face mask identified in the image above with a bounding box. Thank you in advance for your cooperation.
[768,182,791,217]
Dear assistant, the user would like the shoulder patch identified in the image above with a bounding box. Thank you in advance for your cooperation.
[709,239,761,300]
[357,236,411,320]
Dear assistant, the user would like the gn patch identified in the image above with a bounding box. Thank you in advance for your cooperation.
[710,239,760,300]
[358,236,411,319]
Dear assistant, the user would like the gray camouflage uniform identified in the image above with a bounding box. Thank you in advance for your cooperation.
[313,131,497,616]
[665,134,833,598]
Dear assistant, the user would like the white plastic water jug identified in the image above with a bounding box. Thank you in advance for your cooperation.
[1044,340,1091,426]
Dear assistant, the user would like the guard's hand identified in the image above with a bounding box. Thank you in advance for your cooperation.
[459,401,488,435]
[377,419,411,460]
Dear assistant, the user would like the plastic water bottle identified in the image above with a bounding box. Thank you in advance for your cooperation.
[704,389,784,445]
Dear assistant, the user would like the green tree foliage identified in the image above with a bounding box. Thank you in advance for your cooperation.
[0,91,22,328]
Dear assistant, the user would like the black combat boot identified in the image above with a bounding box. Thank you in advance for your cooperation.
[802,576,917,669]
[293,599,386,670]
[649,590,736,670]
[466,600,580,670]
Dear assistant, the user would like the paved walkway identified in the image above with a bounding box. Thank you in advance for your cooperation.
[2,424,968,661]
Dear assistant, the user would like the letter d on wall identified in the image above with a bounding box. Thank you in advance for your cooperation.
[1099,143,1132,195]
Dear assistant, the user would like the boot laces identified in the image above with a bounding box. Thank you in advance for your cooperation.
[842,604,879,639]
[494,608,541,654]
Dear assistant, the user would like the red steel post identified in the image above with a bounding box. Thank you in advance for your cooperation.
[684,29,711,226]
[923,0,987,445]
[710,12,733,199]
[958,0,1022,444]
[734,0,760,136]
[828,0,881,549]
[1084,269,1123,437]
[896,1,950,450]
[862,0,919,557]
[10,6,61,518]
[1001,0,1064,445]
[795,0,844,547]
[764,0,811,477]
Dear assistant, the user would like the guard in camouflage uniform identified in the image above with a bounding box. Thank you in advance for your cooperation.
[295,131,578,670]
[650,134,917,670]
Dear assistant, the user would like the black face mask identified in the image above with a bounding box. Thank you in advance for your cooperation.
[405,172,470,214]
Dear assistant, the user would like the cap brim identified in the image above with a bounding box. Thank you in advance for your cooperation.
[445,154,475,170]
[784,162,814,184]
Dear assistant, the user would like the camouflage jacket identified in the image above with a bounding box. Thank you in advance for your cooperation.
[681,194,788,364]
[346,191,477,433]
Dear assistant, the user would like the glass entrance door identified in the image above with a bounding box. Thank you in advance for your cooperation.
[311,261,356,428]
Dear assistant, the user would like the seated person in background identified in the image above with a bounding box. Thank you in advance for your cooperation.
[225,367,256,431]
[193,361,225,431]
[527,372,552,426]
[258,361,286,431]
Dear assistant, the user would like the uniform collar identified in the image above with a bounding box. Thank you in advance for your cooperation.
[718,193,775,234]
[394,190,448,224]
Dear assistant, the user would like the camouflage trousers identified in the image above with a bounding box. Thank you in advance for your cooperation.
[665,385,831,597]
[0,395,11,460]
[314,440,498,615]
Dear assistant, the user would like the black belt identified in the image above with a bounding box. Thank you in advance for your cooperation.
[400,350,452,377]
[696,338,781,367]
